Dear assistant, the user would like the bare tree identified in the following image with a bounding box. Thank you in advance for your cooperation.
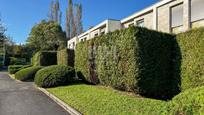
[48,0,62,24]
[75,3,83,35]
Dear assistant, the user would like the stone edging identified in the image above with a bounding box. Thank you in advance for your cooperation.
[37,87,82,115]
[8,74,22,83]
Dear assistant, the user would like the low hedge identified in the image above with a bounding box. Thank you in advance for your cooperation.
[163,86,204,114]
[32,51,57,66]
[57,48,74,67]
[15,66,43,81]
[75,26,179,100]
[34,65,75,88]
[176,28,204,91]
[8,65,31,74]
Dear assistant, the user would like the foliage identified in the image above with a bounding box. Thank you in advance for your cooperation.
[27,20,66,51]
[164,86,204,114]
[47,84,166,115]
[8,65,31,74]
[15,66,43,81]
[32,51,57,66]
[176,28,204,91]
[57,48,74,67]
[9,57,27,65]
[75,26,179,100]
[34,65,75,88]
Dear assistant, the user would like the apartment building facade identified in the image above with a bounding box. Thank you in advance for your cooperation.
[68,0,204,49]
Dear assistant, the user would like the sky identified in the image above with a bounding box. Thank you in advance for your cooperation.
[0,0,158,44]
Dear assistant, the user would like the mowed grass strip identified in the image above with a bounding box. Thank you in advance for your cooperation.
[47,84,166,115]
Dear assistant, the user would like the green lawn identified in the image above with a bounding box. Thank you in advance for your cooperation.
[47,84,167,115]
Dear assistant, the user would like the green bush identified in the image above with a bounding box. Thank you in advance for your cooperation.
[75,26,179,100]
[8,65,31,74]
[15,66,43,81]
[9,57,27,65]
[176,28,204,91]
[57,48,74,67]
[35,65,75,88]
[32,51,57,66]
[163,86,204,114]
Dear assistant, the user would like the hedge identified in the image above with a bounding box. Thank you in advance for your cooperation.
[8,65,31,74]
[32,51,57,66]
[163,86,204,114]
[15,66,43,81]
[57,48,74,67]
[75,26,179,100]
[34,65,75,88]
[176,28,204,91]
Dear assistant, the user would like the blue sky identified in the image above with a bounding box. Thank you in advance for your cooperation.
[0,0,157,44]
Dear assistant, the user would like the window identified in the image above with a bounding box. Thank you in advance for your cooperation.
[94,33,98,37]
[84,37,87,41]
[72,42,75,48]
[101,31,105,35]
[81,39,84,42]
[191,0,204,22]
[171,4,183,28]
[136,19,144,27]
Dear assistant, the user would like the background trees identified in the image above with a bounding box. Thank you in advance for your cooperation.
[27,20,66,51]
[48,0,62,24]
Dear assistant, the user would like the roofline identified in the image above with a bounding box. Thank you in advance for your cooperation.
[121,0,174,23]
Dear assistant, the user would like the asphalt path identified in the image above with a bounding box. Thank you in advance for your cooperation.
[0,72,69,115]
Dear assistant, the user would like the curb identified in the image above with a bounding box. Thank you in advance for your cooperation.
[8,74,22,83]
[37,87,82,115]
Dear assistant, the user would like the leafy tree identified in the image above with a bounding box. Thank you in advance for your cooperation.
[27,20,66,51]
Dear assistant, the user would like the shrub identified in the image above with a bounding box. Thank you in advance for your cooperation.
[8,65,31,74]
[34,65,75,88]
[32,51,57,66]
[176,28,204,91]
[15,66,43,81]
[57,48,74,67]
[9,57,27,65]
[75,26,179,100]
[163,86,204,114]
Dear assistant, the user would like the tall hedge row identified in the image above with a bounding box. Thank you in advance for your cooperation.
[57,49,74,67]
[32,51,57,66]
[177,28,204,91]
[75,27,179,99]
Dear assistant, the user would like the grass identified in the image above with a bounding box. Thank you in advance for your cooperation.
[47,84,166,115]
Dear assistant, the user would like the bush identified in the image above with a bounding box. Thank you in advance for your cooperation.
[32,51,57,66]
[34,65,75,88]
[8,65,31,74]
[15,66,43,81]
[163,86,204,114]
[9,57,27,65]
[75,26,179,100]
[57,48,74,67]
[176,28,204,91]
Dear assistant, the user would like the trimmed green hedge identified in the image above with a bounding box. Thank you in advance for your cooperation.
[8,65,31,74]
[32,51,57,66]
[15,66,43,81]
[57,48,74,67]
[177,28,204,91]
[164,86,204,114]
[75,26,179,100]
[34,65,75,88]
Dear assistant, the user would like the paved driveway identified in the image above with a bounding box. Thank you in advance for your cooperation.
[0,72,69,115]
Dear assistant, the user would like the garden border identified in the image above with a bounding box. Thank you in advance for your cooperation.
[37,87,82,115]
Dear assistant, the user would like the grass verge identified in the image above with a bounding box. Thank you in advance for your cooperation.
[47,84,166,115]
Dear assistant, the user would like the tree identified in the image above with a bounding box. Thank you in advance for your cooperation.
[75,3,83,35]
[48,0,62,24]
[27,20,66,51]
[66,0,76,39]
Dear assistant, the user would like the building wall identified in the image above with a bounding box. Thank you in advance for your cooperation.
[67,36,78,49]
